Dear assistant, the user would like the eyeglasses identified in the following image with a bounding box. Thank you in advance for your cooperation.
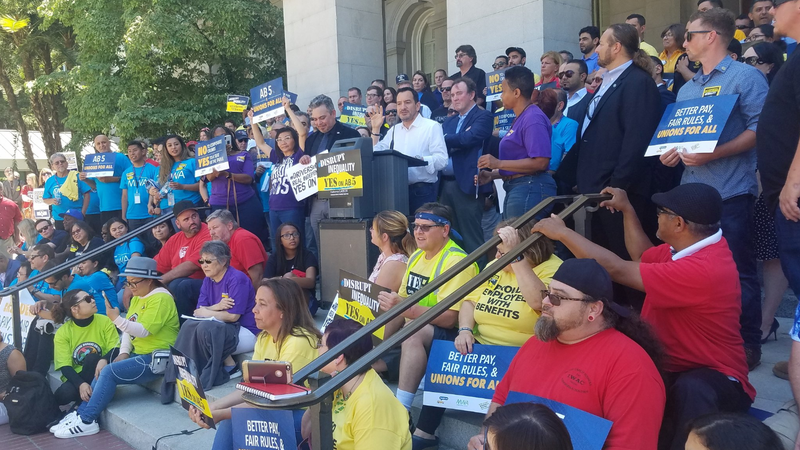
[385,110,398,116]
[662,33,675,39]
[53,160,67,165]
[540,290,588,306]
[124,279,145,288]
[743,56,766,66]
[736,24,751,30]
[198,258,218,265]
[558,70,576,79]
[36,224,51,233]
[685,30,713,42]
[276,137,293,143]
[71,229,83,236]
[491,63,506,69]
[455,52,468,59]
[441,86,452,92]
[77,295,95,304]
[656,207,676,217]
[412,223,444,233]
[280,232,300,239]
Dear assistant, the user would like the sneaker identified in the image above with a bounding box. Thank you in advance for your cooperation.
[50,411,78,433]
[54,420,99,439]
[227,366,243,380]
[774,361,789,380]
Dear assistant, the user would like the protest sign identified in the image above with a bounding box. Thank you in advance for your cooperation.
[317,150,363,198]
[286,155,317,201]
[195,135,230,176]
[283,91,298,105]
[0,290,37,348]
[324,271,389,345]
[645,94,738,157]
[65,152,78,170]
[170,346,215,428]
[422,340,518,414]
[339,102,368,129]
[494,109,515,133]
[226,95,250,113]
[232,408,297,450]
[82,153,116,178]
[32,188,49,219]
[486,68,508,102]
[506,391,613,450]
[250,78,284,124]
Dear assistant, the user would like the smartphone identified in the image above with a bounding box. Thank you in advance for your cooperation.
[242,360,293,384]
[225,135,232,147]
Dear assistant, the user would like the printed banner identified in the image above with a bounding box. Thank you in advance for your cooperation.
[195,135,230,176]
[32,188,49,219]
[317,149,363,198]
[422,340,518,414]
[283,91,298,105]
[506,392,613,450]
[82,153,116,178]
[0,290,37,349]
[339,102,368,129]
[326,271,389,345]
[227,95,250,113]
[65,152,78,170]
[486,68,508,102]
[645,94,738,156]
[494,109,515,133]
[232,408,297,450]
[250,78,284,123]
[286,155,317,201]
[170,346,215,429]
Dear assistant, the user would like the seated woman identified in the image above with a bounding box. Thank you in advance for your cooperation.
[0,333,26,425]
[168,240,257,390]
[61,221,105,264]
[302,319,411,450]
[265,222,319,315]
[49,257,179,439]
[70,253,119,316]
[108,217,145,307]
[482,403,573,450]
[51,290,120,407]
[150,220,174,254]
[188,278,320,449]
[412,220,562,448]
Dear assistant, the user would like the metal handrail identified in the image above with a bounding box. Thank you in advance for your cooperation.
[244,193,609,409]
[0,213,176,349]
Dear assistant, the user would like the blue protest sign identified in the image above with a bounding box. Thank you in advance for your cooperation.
[195,135,230,176]
[283,90,298,105]
[645,94,738,157]
[339,102,368,129]
[486,68,508,102]
[506,391,613,450]
[232,408,297,450]
[422,340,518,414]
[83,153,116,177]
[494,109,515,133]
[227,95,250,112]
[250,78,284,124]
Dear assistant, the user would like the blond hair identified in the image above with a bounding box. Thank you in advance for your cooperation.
[373,210,416,257]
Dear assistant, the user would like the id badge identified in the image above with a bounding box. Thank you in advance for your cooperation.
[168,191,175,206]
[134,191,141,204]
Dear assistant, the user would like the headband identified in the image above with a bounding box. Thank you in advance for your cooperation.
[415,212,463,242]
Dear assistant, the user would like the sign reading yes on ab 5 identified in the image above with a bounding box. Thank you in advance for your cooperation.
[250,78,285,124]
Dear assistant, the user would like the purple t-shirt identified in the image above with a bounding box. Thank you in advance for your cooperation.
[498,105,552,177]
[197,266,258,335]
[209,151,255,206]
[268,149,305,211]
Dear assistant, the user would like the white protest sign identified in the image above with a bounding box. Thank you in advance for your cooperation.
[0,290,37,348]
[286,156,317,201]
[32,188,50,219]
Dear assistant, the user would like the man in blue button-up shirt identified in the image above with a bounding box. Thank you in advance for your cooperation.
[659,8,768,369]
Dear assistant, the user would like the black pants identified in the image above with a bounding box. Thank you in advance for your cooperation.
[168,278,204,319]
[54,353,102,405]
[659,368,752,450]
[414,326,458,436]
[85,214,102,236]
[23,317,55,376]
[100,209,123,226]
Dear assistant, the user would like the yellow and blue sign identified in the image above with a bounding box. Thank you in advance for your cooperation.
[171,347,214,429]
[494,109,515,133]
[645,94,738,157]
[226,95,250,112]
[250,78,284,124]
[339,102,368,129]
[195,135,230,176]
[317,149,363,198]
[486,68,508,102]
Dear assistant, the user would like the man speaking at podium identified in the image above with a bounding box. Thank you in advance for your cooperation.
[369,87,448,213]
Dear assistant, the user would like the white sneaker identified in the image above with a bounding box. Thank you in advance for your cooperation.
[50,411,78,433]
[54,420,99,438]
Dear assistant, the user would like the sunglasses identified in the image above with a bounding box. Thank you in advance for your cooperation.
[77,294,95,304]
[491,63,506,69]
[540,290,588,306]
[198,258,218,265]
[280,232,300,239]
[685,30,713,41]
[558,70,576,79]
[385,110,398,116]
[441,86,452,92]
[588,77,602,84]
[743,56,766,66]
[736,24,751,30]
[36,224,51,233]
[412,223,444,233]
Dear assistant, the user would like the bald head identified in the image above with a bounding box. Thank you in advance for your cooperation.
[94,134,111,153]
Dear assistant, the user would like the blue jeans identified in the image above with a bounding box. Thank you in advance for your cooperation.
[502,173,557,220]
[168,278,203,318]
[408,182,437,215]
[212,409,305,450]
[720,195,761,348]
[77,354,161,422]
[775,208,800,330]
[269,208,306,254]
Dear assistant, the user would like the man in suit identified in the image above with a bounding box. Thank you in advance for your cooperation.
[304,94,360,256]
[440,77,493,260]
[559,23,661,309]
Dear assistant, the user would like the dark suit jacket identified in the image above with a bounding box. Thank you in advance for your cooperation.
[442,106,493,195]
[558,63,662,197]
[566,94,591,123]
[304,121,361,157]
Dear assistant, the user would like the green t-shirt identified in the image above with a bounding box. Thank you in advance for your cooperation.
[54,314,120,381]
[127,288,179,355]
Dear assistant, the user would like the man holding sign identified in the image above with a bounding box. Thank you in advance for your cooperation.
[658,8,768,369]
[80,134,132,225]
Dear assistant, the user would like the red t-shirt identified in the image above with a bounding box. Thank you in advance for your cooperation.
[228,227,267,275]
[154,223,211,279]
[640,239,755,400]
[493,329,665,450]
[0,197,22,240]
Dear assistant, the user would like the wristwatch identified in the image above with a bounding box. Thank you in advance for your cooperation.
[225,172,232,179]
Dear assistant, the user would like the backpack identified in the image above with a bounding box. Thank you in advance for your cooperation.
[3,370,61,435]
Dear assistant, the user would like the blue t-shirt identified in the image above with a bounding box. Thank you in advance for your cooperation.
[159,159,202,209]
[93,152,132,212]
[197,266,258,335]
[114,237,146,277]
[254,142,274,214]
[119,163,159,220]
[549,117,579,172]
[69,272,118,316]
[29,269,61,297]
[43,173,91,219]
[86,190,101,215]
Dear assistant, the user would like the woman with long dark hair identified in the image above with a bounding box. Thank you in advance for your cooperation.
[685,413,782,450]
[483,403,573,450]
[412,71,440,112]
[149,135,202,217]
[383,87,397,107]
[63,221,105,263]
[265,222,319,315]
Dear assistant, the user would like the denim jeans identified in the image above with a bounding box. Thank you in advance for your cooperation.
[408,182,437,215]
[212,409,305,450]
[775,208,800,334]
[502,173,557,220]
[720,195,761,349]
[269,208,305,254]
[77,354,161,422]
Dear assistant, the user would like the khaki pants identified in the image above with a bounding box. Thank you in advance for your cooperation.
[0,236,15,258]
[765,400,799,450]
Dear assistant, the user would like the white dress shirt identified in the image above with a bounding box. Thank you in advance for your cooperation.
[582,60,633,136]
[374,113,448,184]
[563,87,587,117]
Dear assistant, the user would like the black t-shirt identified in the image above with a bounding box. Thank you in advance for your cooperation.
[671,54,702,95]
[451,65,487,102]
[265,249,319,299]
[40,229,70,253]
[430,106,449,124]
[757,50,800,212]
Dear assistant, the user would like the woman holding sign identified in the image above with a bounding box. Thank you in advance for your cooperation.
[150,135,202,219]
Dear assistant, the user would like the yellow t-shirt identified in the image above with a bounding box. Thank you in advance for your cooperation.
[466,255,562,347]
[398,243,479,312]
[127,288,179,355]
[659,49,685,74]
[252,328,318,375]
[331,369,411,450]
[54,314,120,381]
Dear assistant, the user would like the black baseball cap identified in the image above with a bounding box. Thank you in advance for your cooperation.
[552,259,630,318]
[651,183,722,225]
[173,200,203,219]
[505,47,527,58]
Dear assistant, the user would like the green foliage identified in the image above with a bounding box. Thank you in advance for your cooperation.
[43,0,286,142]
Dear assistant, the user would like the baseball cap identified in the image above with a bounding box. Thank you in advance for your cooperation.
[59,209,84,221]
[505,47,527,58]
[396,74,410,84]
[173,200,202,219]
[551,259,630,318]
[234,130,248,141]
[651,183,722,225]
